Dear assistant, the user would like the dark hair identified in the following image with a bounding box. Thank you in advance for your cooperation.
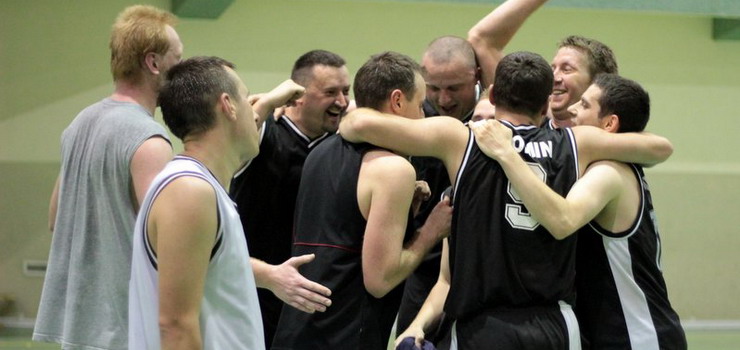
[290,50,346,86]
[558,35,618,78]
[593,74,650,133]
[159,56,239,140]
[353,51,422,110]
[492,52,553,117]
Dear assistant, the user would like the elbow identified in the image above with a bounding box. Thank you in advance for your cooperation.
[159,315,198,346]
[363,275,393,299]
[657,138,674,162]
[544,218,578,240]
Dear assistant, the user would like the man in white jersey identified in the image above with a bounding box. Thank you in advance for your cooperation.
[128,56,303,349]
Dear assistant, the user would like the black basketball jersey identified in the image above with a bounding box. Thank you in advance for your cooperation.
[445,121,580,321]
[230,116,329,264]
[575,164,686,350]
[229,116,329,347]
[272,134,413,350]
[541,116,557,130]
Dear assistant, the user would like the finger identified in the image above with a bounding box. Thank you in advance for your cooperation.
[299,279,332,298]
[288,298,315,314]
[287,253,315,267]
[291,293,329,313]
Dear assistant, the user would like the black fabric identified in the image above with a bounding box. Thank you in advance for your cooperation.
[272,135,414,350]
[396,99,471,341]
[229,116,328,347]
[575,164,686,350]
[446,123,579,348]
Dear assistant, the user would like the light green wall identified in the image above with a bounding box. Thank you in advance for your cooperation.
[1,0,739,322]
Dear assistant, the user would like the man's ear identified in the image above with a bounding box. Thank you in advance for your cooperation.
[488,85,495,105]
[603,114,620,133]
[389,89,404,114]
[219,92,236,120]
[144,52,159,75]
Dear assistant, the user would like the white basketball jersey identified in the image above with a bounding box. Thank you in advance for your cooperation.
[129,155,265,349]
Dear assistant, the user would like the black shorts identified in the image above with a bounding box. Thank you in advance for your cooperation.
[449,301,580,350]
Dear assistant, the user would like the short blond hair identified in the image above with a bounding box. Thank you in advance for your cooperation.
[109,5,177,82]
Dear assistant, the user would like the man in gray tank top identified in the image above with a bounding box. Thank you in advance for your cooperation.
[34,5,181,349]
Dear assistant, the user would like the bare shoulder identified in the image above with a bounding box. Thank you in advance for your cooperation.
[584,160,634,184]
[361,149,415,181]
[154,175,216,213]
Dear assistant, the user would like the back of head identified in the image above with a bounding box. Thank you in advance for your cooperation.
[110,5,177,83]
[354,51,422,110]
[423,35,477,71]
[558,35,618,78]
[159,56,239,140]
[493,52,553,117]
[290,49,346,86]
[594,74,650,133]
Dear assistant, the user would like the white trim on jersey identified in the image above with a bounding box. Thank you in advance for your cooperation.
[587,163,659,349]
[564,127,580,180]
[281,115,330,147]
[233,120,269,178]
[141,170,212,269]
[603,239,660,349]
[558,300,582,350]
[452,129,475,203]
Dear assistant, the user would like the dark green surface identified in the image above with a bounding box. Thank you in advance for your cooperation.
[172,0,234,18]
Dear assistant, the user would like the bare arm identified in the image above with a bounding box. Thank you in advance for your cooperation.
[48,175,60,232]
[472,120,622,238]
[339,108,469,183]
[131,136,173,210]
[573,125,673,172]
[150,177,216,350]
[395,238,452,348]
[251,255,332,313]
[359,151,451,298]
[251,79,305,129]
[468,0,548,87]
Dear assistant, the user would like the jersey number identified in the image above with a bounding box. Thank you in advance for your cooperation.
[505,162,547,231]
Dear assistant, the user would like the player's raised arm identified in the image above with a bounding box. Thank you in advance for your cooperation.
[468,0,549,87]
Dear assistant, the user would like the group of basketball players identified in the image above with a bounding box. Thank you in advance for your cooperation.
[35,0,686,349]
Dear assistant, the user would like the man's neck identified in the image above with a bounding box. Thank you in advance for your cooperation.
[284,109,325,140]
[182,133,241,191]
[495,109,538,127]
[111,80,158,115]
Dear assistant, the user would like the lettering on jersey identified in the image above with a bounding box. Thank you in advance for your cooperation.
[512,135,553,159]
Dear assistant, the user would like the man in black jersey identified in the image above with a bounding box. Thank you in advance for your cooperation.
[340,51,673,350]
[473,74,686,349]
[396,4,541,337]
[469,0,618,129]
[272,52,452,350]
[230,50,349,347]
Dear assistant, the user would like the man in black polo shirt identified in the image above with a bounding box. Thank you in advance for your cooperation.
[230,50,350,347]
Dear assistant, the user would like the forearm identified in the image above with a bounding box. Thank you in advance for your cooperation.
[251,258,275,289]
[48,175,60,233]
[160,319,202,350]
[575,127,673,167]
[408,274,450,333]
[624,132,673,166]
[468,0,548,86]
[496,151,577,239]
